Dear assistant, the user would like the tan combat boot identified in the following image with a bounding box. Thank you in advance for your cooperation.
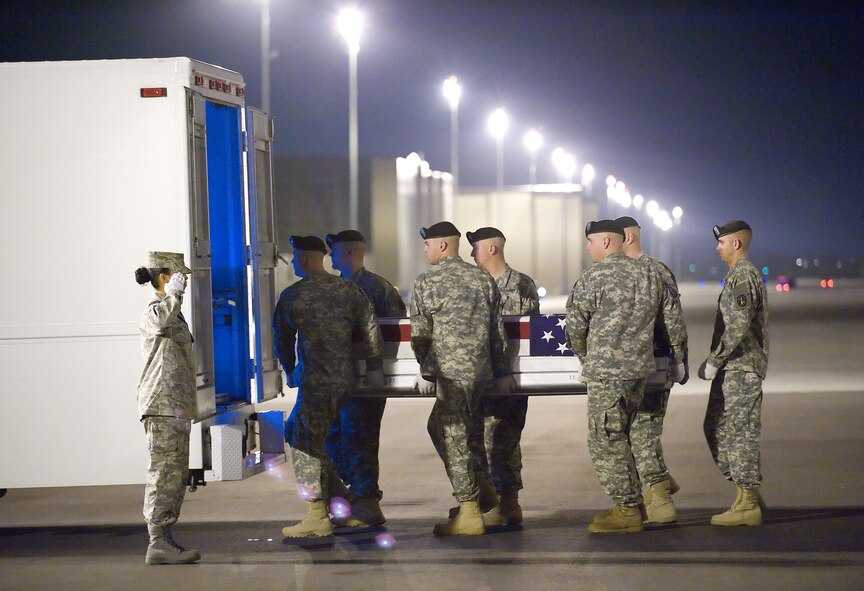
[282,500,334,538]
[332,494,386,528]
[145,524,201,565]
[588,505,644,533]
[644,479,677,524]
[643,474,680,506]
[449,473,500,518]
[433,500,486,536]
[498,491,523,526]
[711,486,762,526]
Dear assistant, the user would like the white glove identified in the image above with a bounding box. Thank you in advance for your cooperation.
[415,373,435,396]
[495,375,517,395]
[365,368,386,389]
[669,362,689,385]
[165,272,187,297]
[698,359,719,381]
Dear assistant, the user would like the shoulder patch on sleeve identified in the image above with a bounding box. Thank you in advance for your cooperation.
[731,283,751,309]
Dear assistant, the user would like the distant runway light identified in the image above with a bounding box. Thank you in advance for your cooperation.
[442,75,461,111]
[524,129,543,152]
[487,107,509,139]
[337,7,363,55]
[646,200,659,218]
[581,163,595,186]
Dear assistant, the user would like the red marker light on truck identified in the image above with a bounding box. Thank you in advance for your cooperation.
[140,87,168,98]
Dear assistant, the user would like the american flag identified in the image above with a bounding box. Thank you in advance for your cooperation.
[371,314,574,359]
[527,314,574,356]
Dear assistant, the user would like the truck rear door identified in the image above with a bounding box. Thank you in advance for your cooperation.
[245,107,280,403]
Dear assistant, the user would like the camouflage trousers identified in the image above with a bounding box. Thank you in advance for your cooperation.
[325,396,387,499]
[630,388,672,487]
[285,387,344,500]
[586,378,645,507]
[476,395,528,494]
[427,378,486,502]
[703,370,763,488]
[142,416,191,527]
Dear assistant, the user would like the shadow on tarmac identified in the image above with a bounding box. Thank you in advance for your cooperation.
[2,506,863,562]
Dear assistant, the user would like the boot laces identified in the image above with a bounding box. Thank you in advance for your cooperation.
[162,529,187,553]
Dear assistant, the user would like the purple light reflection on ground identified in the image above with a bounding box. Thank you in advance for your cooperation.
[375,533,396,548]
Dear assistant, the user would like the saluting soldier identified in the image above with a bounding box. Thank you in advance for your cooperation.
[699,220,769,526]
[617,216,689,524]
[411,221,513,536]
[468,226,540,526]
[274,235,384,538]
[566,220,687,534]
[325,229,406,528]
[134,251,200,565]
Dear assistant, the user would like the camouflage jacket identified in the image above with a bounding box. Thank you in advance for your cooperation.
[635,252,688,363]
[411,255,510,384]
[137,291,197,419]
[350,266,407,318]
[565,251,669,380]
[273,270,383,392]
[495,264,540,316]
[709,258,769,377]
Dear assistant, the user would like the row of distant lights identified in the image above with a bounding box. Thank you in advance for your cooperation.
[445,77,596,185]
[450,77,684,213]
[341,13,649,202]
[605,175,682,232]
[796,257,846,270]
[396,152,454,181]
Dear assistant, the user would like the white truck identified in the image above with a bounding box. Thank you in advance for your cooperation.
[0,58,284,494]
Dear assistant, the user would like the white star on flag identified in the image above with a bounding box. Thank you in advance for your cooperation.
[556,317,566,329]
[556,342,569,354]
[542,330,554,342]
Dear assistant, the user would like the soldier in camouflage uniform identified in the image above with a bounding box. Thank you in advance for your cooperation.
[698,220,769,526]
[468,226,540,526]
[411,221,513,536]
[617,216,689,524]
[134,251,200,565]
[273,235,384,538]
[566,220,687,534]
[324,229,406,527]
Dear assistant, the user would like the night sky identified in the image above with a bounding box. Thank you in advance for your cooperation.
[3,1,862,265]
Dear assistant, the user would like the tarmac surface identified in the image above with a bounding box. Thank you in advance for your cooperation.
[1,281,863,590]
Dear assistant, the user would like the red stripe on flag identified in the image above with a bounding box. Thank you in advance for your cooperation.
[380,321,412,342]
[504,316,531,339]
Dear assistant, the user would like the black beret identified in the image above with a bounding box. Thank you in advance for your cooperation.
[325,230,366,249]
[289,235,327,254]
[585,219,625,238]
[420,221,461,239]
[712,220,752,241]
[466,226,506,245]
[615,216,641,229]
